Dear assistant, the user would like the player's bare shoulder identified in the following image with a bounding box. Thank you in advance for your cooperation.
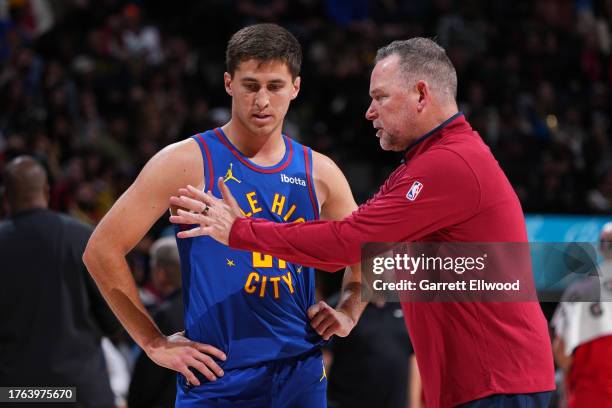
[142,138,205,192]
[118,137,208,218]
[149,138,207,215]
[310,150,355,213]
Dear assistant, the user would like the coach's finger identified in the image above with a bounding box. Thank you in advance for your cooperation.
[176,225,215,239]
[187,185,221,206]
[170,209,205,224]
[177,187,196,198]
[218,178,241,212]
[169,214,193,225]
[169,195,205,213]
[173,210,206,227]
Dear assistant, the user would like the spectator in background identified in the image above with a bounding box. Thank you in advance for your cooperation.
[0,155,120,407]
[552,222,612,408]
[128,236,183,408]
[3,0,612,217]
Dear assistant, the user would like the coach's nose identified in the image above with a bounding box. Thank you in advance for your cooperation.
[365,102,377,121]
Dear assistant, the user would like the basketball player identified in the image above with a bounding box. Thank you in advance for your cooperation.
[84,24,365,407]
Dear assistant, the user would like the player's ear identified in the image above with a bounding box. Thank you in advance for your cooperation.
[224,72,233,96]
[290,76,301,100]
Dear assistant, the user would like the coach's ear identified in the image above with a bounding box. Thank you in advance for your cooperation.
[291,76,301,100]
[224,72,233,96]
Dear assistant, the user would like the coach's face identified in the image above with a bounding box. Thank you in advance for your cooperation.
[225,59,300,137]
[365,54,421,151]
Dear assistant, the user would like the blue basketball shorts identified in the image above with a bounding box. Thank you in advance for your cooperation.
[176,349,327,407]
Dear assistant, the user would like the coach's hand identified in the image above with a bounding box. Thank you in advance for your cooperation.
[145,331,226,386]
[169,178,243,245]
[307,301,356,340]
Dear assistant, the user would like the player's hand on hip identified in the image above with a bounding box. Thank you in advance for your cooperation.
[307,301,356,340]
[145,331,227,386]
[169,177,243,245]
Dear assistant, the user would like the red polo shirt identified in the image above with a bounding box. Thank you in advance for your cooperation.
[230,113,555,407]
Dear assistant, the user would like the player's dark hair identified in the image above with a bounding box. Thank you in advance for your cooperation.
[375,37,457,102]
[226,23,302,79]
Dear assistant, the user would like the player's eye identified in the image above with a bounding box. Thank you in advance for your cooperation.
[244,83,259,92]
[268,84,282,92]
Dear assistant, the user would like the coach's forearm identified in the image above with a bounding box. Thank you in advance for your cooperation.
[83,239,163,351]
[229,218,359,271]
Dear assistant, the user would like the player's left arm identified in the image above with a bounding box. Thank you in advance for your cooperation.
[306,152,368,340]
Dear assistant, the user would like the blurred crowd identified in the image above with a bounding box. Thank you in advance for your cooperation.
[2,0,612,226]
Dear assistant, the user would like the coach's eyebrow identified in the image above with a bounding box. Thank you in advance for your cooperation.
[369,87,383,96]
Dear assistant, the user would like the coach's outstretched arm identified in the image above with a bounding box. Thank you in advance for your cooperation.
[170,147,479,272]
[83,140,226,387]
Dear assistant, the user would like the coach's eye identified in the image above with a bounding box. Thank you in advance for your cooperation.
[268,84,282,92]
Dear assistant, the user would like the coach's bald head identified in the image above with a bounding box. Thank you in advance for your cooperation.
[3,155,49,213]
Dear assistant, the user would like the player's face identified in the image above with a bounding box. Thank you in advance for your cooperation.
[225,59,300,137]
[365,55,419,151]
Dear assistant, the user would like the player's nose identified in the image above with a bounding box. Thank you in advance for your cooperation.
[255,89,270,109]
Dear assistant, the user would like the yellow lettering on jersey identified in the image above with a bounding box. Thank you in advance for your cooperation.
[283,204,297,221]
[252,252,287,269]
[243,271,297,298]
[240,207,252,218]
[269,277,281,299]
[282,272,294,294]
[246,191,263,214]
[295,218,306,223]
[253,252,273,268]
[259,275,267,297]
[271,194,286,216]
[244,272,259,294]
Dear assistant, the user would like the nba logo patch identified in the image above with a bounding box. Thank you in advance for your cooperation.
[406,181,423,201]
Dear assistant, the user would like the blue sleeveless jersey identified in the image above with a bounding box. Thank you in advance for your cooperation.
[176,128,322,371]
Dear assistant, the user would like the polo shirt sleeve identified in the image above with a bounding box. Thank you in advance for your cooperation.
[229,148,481,272]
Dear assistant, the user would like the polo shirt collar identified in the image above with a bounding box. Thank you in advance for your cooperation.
[402,111,466,164]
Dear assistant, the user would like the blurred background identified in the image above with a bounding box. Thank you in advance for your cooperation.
[0,0,611,407]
